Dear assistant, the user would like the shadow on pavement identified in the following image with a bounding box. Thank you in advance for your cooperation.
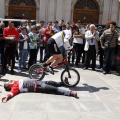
[1,69,29,77]
[69,83,109,93]
[7,71,29,77]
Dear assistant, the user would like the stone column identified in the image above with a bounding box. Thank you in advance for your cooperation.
[39,0,47,23]
[64,0,71,22]
[118,2,120,26]
[0,0,5,18]
[48,0,56,21]
[35,0,40,22]
[110,0,118,22]
[102,0,111,24]
[56,0,64,20]
[98,0,104,24]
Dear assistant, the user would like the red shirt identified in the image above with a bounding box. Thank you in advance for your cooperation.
[7,81,20,99]
[7,79,38,99]
[44,28,54,43]
[3,27,19,47]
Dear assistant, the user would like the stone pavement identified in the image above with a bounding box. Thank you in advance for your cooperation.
[0,63,120,120]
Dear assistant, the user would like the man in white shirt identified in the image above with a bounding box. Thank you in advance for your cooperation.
[42,25,78,74]
[73,21,85,66]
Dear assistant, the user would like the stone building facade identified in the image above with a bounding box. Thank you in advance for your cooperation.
[0,0,120,26]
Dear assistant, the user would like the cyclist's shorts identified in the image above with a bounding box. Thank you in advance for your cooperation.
[47,38,61,54]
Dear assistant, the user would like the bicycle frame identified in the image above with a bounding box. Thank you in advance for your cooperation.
[53,59,68,69]
[53,59,71,78]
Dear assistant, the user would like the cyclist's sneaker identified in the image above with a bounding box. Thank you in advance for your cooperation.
[64,77,69,85]
[48,66,54,75]
[70,91,77,98]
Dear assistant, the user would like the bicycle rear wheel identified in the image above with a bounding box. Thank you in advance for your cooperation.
[61,68,80,87]
[29,63,45,80]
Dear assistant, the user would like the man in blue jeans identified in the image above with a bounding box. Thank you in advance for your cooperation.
[2,78,77,103]
[100,21,119,74]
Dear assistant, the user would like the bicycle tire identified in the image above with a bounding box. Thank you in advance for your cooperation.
[29,63,45,80]
[61,68,80,87]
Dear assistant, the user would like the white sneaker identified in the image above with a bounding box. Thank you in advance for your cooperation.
[18,68,21,73]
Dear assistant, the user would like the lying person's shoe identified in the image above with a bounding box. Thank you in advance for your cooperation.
[48,66,54,75]
[70,91,77,98]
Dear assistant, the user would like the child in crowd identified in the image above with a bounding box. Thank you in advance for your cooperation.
[28,25,40,68]
[18,26,30,72]
[36,23,45,63]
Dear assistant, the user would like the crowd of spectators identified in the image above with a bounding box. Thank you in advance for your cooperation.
[0,19,120,76]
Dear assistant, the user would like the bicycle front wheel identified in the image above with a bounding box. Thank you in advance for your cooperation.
[61,68,80,87]
[29,63,45,80]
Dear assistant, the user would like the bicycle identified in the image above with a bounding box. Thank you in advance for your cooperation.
[29,49,80,87]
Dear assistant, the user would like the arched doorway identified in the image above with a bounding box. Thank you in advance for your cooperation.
[7,0,36,20]
[73,0,99,24]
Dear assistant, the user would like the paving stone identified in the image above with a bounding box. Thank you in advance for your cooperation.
[46,101,78,112]
[0,112,12,120]
[13,101,47,112]
[10,112,48,120]
[76,101,108,112]
[47,112,80,120]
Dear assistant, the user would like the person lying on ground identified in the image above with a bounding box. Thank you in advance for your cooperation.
[1,78,77,103]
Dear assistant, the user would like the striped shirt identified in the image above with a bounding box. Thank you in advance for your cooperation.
[100,29,118,48]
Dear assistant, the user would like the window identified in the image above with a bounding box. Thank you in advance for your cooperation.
[9,0,36,7]
[74,0,99,10]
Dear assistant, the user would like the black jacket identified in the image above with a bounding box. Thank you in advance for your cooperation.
[0,28,5,47]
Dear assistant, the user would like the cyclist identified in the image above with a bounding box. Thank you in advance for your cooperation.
[2,78,77,103]
[42,25,78,74]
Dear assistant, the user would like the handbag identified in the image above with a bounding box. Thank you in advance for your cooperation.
[104,32,115,48]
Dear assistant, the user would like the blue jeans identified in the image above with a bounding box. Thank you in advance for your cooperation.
[103,47,115,72]
[19,49,28,69]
